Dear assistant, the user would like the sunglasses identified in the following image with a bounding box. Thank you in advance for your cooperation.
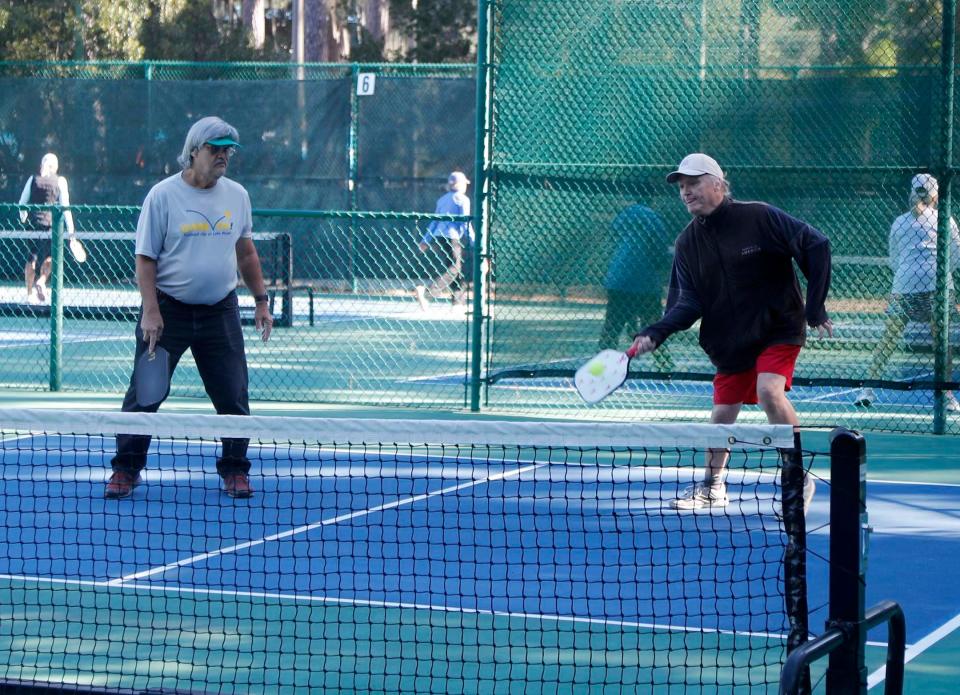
[202,143,236,158]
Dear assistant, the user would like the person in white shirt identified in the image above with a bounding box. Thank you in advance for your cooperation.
[18,153,75,303]
[105,116,273,500]
[854,173,960,412]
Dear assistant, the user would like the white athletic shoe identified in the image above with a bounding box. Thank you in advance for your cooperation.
[414,285,429,310]
[946,392,960,413]
[853,388,875,407]
[26,291,40,305]
[803,474,816,515]
[671,483,728,510]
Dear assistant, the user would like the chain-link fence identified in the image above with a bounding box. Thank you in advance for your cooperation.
[5,4,960,436]
[0,61,475,212]
[0,203,476,409]
[480,0,960,434]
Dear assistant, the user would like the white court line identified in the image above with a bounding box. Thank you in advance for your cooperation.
[869,478,960,488]
[106,460,546,586]
[809,476,960,489]
[867,611,960,690]
[0,572,792,642]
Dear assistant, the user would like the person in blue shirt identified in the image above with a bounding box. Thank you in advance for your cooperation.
[599,203,674,371]
[415,171,474,309]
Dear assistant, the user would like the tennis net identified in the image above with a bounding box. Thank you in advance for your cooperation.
[0,409,814,694]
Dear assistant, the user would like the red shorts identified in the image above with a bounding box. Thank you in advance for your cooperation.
[713,344,802,406]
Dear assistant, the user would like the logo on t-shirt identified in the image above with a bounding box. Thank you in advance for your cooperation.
[180,209,234,236]
[741,244,761,257]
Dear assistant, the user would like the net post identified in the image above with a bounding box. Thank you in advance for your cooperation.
[781,427,810,694]
[49,208,64,391]
[826,427,868,694]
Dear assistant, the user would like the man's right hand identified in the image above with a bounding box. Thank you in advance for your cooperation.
[140,305,163,353]
[629,335,658,355]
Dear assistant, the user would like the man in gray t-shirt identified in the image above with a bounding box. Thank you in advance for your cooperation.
[105,116,273,500]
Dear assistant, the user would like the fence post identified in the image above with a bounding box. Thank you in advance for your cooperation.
[935,0,956,434]
[469,0,492,412]
[49,208,64,391]
[348,63,360,293]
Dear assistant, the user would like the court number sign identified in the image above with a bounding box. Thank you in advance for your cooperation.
[357,73,376,96]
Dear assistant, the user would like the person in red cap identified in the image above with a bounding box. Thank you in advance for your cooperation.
[630,153,833,511]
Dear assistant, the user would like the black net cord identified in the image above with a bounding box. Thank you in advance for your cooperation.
[782,427,812,695]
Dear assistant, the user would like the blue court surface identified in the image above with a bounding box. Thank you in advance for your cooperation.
[0,430,955,693]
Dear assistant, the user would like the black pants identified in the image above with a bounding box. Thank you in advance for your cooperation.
[111,290,251,476]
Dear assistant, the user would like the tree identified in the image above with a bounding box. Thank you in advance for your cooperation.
[140,0,259,61]
[769,0,951,68]
[388,0,475,63]
[0,0,149,60]
[242,0,266,49]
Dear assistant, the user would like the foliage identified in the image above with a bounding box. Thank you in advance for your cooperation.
[389,0,476,63]
[770,0,946,66]
[140,0,260,61]
[0,0,85,60]
[0,0,280,62]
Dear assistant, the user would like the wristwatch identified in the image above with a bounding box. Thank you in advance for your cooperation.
[254,294,270,304]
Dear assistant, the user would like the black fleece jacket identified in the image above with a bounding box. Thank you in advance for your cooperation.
[639,198,831,374]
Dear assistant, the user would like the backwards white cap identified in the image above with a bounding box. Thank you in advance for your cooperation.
[911,173,937,197]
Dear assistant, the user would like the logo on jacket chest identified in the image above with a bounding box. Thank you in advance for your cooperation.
[740,244,762,257]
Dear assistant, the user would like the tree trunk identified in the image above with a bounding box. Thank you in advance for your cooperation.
[362,0,389,42]
[241,0,265,49]
[296,0,350,61]
[303,0,324,60]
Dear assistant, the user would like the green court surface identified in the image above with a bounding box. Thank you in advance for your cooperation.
[1,290,958,438]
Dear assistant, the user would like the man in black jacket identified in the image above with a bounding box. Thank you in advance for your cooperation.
[630,153,833,511]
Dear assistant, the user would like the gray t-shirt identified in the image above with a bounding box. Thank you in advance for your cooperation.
[135,173,253,304]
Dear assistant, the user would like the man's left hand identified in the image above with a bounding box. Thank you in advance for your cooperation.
[811,319,834,338]
[255,304,273,342]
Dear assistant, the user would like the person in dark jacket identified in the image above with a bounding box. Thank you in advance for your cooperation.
[630,153,833,511]
[598,203,674,372]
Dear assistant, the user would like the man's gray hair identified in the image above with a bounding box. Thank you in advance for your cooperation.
[706,173,731,196]
[177,116,240,170]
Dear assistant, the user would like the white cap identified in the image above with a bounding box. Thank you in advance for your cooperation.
[448,171,470,186]
[666,153,724,183]
[911,173,937,197]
